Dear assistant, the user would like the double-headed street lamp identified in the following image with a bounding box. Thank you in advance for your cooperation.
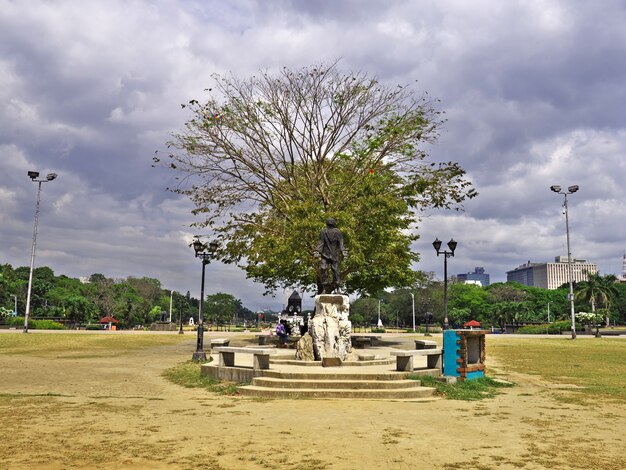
[192,237,219,361]
[433,238,457,330]
[24,171,57,333]
[550,184,579,340]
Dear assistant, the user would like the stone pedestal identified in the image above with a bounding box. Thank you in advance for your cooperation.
[295,333,315,361]
[309,294,351,361]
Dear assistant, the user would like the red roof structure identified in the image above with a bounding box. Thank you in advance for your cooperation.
[463,320,481,328]
[99,316,119,323]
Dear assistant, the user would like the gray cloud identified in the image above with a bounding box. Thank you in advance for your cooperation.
[1,0,626,311]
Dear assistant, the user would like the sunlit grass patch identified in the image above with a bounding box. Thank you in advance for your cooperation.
[412,375,514,401]
[0,333,190,358]
[162,360,240,395]
[488,337,626,401]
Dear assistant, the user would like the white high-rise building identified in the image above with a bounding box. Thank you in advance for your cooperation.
[507,256,598,289]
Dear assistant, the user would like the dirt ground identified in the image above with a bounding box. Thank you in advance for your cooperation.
[1,333,625,470]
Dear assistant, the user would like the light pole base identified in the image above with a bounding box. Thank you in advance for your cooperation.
[192,351,207,362]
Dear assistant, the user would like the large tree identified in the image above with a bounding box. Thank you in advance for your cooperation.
[164,63,476,296]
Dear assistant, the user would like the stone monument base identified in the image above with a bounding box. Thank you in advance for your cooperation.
[309,294,351,361]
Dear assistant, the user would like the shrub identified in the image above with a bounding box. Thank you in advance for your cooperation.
[516,320,583,334]
[7,317,64,329]
[516,324,562,334]
[5,316,24,327]
[371,328,386,333]
[31,319,64,330]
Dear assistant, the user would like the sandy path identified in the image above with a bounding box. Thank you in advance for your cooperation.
[1,334,625,470]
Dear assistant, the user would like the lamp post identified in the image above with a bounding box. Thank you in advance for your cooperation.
[24,171,57,333]
[178,302,184,335]
[11,295,17,316]
[192,237,219,361]
[550,185,579,340]
[169,290,174,322]
[547,301,552,323]
[433,238,457,330]
[410,292,416,333]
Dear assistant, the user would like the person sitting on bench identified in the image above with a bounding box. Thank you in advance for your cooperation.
[276,320,289,346]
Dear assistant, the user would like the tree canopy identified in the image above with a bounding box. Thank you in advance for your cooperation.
[164,63,476,296]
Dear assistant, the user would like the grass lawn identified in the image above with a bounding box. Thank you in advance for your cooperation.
[488,337,626,401]
[0,332,190,358]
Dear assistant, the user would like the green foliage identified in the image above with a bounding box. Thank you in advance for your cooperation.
[166,63,476,296]
[0,306,12,318]
[5,316,64,329]
[205,292,240,325]
[414,375,513,400]
[0,263,255,329]
[516,323,566,334]
[575,272,619,326]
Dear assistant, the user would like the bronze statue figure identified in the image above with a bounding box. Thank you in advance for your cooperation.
[315,218,347,294]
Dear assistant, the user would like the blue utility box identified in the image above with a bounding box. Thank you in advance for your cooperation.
[443,330,486,381]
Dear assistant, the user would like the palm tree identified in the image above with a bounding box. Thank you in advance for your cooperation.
[575,272,618,335]
[599,274,619,326]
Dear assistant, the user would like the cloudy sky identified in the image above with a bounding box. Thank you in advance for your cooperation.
[2,0,626,312]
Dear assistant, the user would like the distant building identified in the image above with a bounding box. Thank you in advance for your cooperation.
[456,267,490,287]
[507,256,598,289]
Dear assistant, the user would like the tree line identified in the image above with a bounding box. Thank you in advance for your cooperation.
[0,264,256,328]
[349,272,626,329]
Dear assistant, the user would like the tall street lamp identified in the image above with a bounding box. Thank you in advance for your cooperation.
[410,292,416,333]
[550,185,579,339]
[192,237,219,361]
[11,294,17,315]
[24,171,57,333]
[547,301,552,323]
[169,289,174,322]
[433,238,457,330]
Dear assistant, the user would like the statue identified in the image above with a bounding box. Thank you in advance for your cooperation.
[315,218,347,294]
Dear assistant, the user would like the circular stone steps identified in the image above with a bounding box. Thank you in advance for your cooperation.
[238,384,437,400]
[237,370,440,400]
[271,358,395,367]
[252,377,425,390]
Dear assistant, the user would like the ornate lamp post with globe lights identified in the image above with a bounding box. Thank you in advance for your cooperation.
[433,238,457,330]
[550,184,579,340]
[191,237,219,361]
[24,171,57,333]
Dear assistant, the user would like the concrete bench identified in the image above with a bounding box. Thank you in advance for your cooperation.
[213,347,277,370]
[351,335,381,348]
[210,338,230,347]
[414,339,438,350]
[391,349,443,371]
[256,334,278,345]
